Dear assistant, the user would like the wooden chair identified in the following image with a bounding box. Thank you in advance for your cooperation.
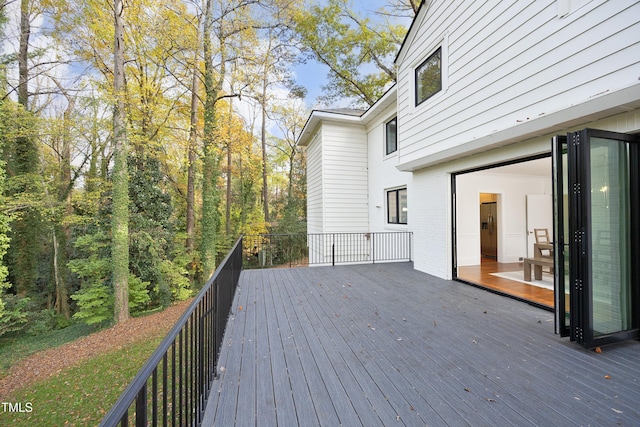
[533,228,553,273]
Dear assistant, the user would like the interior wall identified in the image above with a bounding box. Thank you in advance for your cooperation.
[456,170,552,265]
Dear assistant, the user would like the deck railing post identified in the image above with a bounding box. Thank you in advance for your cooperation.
[135,384,147,427]
[372,232,376,264]
[332,242,335,266]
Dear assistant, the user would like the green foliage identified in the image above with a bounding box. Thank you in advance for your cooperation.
[292,0,407,107]
[127,274,151,312]
[1,99,44,296]
[71,281,113,325]
[128,153,188,308]
[0,295,30,337]
[160,259,192,303]
[70,274,151,326]
[0,101,14,335]
[68,231,112,325]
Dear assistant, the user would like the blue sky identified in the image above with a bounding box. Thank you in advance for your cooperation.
[295,0,414,109]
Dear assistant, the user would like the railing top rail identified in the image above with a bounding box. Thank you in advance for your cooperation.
[99,236,243,426]
[244,231,413,237]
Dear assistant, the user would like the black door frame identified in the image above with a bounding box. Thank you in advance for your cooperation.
[552,135,569,337]
[451,153,552,311]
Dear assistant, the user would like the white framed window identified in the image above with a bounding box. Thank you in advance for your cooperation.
[385,117,397,155]
[387,188,407,225]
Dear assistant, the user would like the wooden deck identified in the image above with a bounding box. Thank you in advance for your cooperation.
[202,263,640,426]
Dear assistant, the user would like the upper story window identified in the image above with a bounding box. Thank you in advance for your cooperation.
[387,188,407,225]
[415,47,442,106]
[385,117,397,155]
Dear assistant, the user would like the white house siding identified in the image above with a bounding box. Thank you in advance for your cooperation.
[396,0,640,170]
[318,122,369,233]
[365,103,413,232]
[306,130,324,234]
[410,108,640,279]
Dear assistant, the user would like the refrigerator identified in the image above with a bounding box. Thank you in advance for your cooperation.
[480,202,497,259]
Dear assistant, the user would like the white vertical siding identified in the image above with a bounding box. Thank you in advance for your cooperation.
[306,130,323,234]
[321,122,369,233]
[396,0,640,169]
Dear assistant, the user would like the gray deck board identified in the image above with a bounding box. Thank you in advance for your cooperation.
[202,263,640,426]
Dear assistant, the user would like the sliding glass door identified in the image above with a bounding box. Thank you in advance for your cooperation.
[555,129,639,348]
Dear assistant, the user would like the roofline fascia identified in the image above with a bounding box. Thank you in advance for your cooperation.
[395,0,432,65]
[361,84,397,124]
[298,110,364,147]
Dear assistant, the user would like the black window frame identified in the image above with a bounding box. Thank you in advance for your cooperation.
[385,117,397,155]
[387,188,408,225]
[415,47,442,106]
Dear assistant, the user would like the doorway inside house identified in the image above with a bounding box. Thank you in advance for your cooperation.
[453,156,554,308]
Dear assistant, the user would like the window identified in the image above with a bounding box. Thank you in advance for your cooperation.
[387,188,407,224]
[415,47,442,106]
[385,117,397,155]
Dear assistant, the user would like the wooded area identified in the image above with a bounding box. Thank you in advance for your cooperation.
[0,0,417,334]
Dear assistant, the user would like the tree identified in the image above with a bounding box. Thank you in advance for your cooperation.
[5,0,44,298]
[200,0,258,278]
[291,0,417,107]
[111,0,129,323]
[0,105,12,333]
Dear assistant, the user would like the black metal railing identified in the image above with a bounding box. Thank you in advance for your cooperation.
[244,232,412,268]
[100,237,243,427]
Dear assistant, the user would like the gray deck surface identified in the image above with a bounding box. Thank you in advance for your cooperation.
[202,263,640,426]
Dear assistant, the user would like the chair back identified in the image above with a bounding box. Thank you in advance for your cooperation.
[534,228,550,245]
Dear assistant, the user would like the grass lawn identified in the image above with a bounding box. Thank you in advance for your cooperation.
[0,333,164,426]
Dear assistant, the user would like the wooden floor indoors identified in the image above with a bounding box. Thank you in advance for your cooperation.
[202,263,640,426]
[457,258,554,308]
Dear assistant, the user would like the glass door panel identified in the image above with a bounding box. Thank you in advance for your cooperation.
[589,138,632,337]
[567,129,639,348]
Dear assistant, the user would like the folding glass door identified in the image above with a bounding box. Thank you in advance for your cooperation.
[554,129,639,348]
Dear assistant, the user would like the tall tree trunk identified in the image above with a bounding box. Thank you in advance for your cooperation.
[185,54,199,255]
[11,0,39,297]
[225,99,232,236]
[53,84,75,320]
[18,0,30,109]
[260,82,269,224]
[112,0,129,323]
[200,0,222,280]
[186,8,205,257]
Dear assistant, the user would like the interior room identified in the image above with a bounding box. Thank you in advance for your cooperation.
[454,157,555,308]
